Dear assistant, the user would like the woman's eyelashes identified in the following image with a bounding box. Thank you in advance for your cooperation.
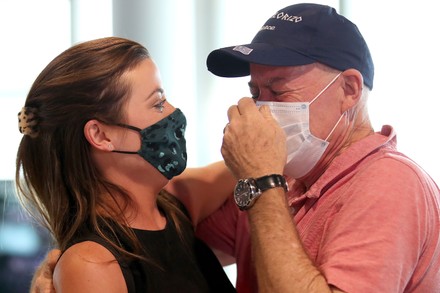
[154,99,166,112]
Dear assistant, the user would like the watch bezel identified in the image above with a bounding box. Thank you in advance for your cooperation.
[234,174,288,211]
[234,178,261,210]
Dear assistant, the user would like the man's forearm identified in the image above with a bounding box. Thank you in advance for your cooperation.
[248,188,333,293]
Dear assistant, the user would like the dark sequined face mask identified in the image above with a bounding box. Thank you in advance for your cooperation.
[112,108,187,180]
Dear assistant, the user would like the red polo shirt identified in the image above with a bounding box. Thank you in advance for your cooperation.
[196,125,440,293]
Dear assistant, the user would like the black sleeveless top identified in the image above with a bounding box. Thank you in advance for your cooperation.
[67,205,236,293]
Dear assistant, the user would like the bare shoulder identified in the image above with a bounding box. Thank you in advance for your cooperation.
[53,241,127,293]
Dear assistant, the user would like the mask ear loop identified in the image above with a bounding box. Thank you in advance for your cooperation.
[324,111,346,141]
[111,123,142,154]
[308,72,344,142]
[309,72,342,105]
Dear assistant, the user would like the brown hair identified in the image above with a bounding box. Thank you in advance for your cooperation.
[15,37,190,261]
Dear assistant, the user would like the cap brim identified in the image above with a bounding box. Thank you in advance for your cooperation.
[206,43,316,77]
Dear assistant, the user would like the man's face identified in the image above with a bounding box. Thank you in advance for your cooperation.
[248,63,343,140]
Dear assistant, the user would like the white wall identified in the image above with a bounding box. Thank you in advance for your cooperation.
[343,1,440,183]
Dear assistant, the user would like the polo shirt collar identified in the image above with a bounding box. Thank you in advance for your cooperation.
[287,125,397,207]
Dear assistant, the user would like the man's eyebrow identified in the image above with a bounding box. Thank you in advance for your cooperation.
[248,77,288,88]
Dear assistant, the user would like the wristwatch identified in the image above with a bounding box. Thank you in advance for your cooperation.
[234,174,288,211]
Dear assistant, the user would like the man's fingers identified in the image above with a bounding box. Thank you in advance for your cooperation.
[227,104,240,121]
[29,249,61,293]
[258,104,273,118]
[236,97,258,115]
[45,249,61,272]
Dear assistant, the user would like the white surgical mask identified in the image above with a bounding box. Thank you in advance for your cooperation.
[256,73,343,178]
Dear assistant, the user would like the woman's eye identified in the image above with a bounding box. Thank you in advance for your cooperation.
[154,100,166,112]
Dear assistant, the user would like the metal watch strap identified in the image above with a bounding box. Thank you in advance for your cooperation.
[255,174,289,193]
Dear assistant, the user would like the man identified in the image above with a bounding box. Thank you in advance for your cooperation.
[196,3,440,293]
[30,3,440,293]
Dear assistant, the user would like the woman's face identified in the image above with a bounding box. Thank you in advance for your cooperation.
[113,58,176,153]
[104,58,182,184]
[126,58,175,132]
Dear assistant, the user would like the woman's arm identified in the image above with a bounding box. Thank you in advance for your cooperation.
[165,160,235,226]
[53,241,127,293]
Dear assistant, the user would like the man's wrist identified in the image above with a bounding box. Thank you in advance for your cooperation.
[234,174,288,210]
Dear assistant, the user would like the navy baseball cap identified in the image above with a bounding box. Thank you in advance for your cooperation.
[207,3,374,89]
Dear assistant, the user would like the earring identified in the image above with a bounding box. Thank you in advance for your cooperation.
[108,144,114,151]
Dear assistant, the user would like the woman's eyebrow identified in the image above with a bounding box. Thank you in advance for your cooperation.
[145,88,165,101]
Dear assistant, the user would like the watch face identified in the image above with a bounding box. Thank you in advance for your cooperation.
[234,180,252,209]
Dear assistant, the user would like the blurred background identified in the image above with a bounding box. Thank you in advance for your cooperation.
[1,0,439,291]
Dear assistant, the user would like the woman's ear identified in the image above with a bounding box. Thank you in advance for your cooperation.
[84,120,114,152]
[340,69,363,112]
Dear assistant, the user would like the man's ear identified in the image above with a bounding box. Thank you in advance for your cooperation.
[340,69,363,112]
[84,120,114,152]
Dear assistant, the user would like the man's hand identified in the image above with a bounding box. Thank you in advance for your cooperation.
[30,249,61,293]
[222,97,287,179]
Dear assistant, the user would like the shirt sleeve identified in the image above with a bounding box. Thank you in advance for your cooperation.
[196,197,257,293]
[195,196,239,257]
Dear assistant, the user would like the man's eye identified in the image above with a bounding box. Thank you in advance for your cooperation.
[271,88,287,96]
[249,89,259,100]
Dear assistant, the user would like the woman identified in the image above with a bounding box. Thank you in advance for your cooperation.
[16,37,235,292]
